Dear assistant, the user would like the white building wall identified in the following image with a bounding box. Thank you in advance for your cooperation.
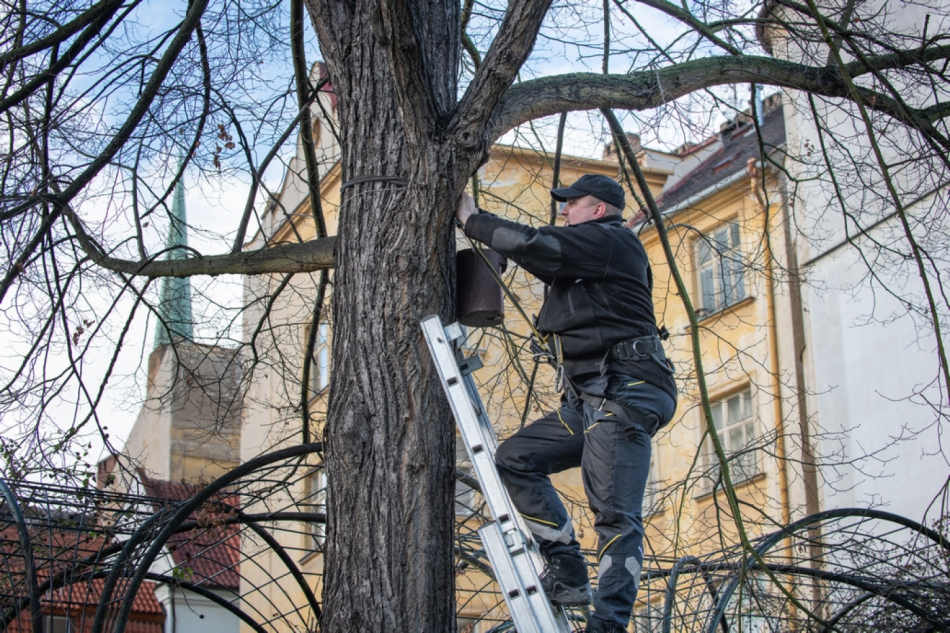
[154,584,240,633]
[771,0,950,523]
[804,214,949,521]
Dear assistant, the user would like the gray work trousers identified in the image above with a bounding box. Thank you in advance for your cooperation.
[494,372,675,629]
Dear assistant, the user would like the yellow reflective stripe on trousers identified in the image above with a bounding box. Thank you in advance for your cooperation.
[598,534,622,562]
[522,514,558,527]
[557,409,574,435]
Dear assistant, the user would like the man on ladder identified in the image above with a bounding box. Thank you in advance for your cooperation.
[456,175,677,633]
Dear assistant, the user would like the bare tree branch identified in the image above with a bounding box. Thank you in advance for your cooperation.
[628,0,743,56]
[291,0,327,238]
[0,0,129,67]
[0,0,129,115]
[451,0,553,146]
[488,48,950,141]
[64,201,336,276]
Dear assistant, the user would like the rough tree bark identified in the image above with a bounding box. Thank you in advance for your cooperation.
[302,0,556,624]
[305,0,466,629]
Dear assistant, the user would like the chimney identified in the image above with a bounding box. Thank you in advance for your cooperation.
[316,62,338,112]
[603,133,641,160]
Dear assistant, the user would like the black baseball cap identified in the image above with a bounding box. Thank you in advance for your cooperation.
[551,174,625,210]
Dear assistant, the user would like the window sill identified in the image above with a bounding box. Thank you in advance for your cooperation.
[687,295,756,330]
[693,471,765,502]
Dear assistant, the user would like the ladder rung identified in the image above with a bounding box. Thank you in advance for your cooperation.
[421,315,573,633]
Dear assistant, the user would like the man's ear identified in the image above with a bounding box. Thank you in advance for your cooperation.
[593,201,607,218]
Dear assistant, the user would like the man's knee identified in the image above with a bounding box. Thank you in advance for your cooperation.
[494,437,525,474]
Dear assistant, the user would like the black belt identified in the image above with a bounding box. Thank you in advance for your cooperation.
[608,334,663,361]
[556,334,674,376]
[608,335,675,376]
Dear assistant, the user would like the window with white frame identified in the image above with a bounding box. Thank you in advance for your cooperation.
[703,389,757,492]
[305,468,327,548]
[455,435,477,517]
[41,615,72,633]
[696,221,745,315]
[631,601,664,632]
[308,322,330,394]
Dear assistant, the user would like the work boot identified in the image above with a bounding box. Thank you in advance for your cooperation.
[583,616,626,633]
[539,554,591,606]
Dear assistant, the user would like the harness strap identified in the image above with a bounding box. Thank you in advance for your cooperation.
[608,335,675,375]
[563,375,661,439]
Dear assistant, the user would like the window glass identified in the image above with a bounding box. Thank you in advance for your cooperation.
[695,221,745,314]
[305,468,327,548]
[696,239,711,265]
[703,388,757,493]
[42,615,72,633]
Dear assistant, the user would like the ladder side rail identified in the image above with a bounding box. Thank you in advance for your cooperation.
[461,368,500,454]
[460,367,552,566]
[480,523,569,633]
[421,315,573,633]
[421,317,524,532]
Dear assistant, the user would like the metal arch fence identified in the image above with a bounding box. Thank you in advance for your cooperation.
[2,446,948,633]
[0,444,326,633]
[626,509,950,633]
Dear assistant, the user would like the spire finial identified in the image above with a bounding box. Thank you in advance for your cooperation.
[154,157,194,347]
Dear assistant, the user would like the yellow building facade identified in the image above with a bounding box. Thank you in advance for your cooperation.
[240,80,807,630]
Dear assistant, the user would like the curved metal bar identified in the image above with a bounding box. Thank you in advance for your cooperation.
[140,572,271,633]
[754,562,949,625]
[698,564,730,633]
[107,443,323,633]
[662,556,700,633]
[820,591,876,632]
[26,566,271,633]
[2,510,327,631]
[0,478,43,633]
[90,505,172,633]
[662,556,729,633]
[239,511,322,622]
[705,507,950,633]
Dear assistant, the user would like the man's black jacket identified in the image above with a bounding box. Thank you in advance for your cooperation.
[464,211,676,400]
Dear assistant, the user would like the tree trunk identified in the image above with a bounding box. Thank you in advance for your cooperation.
[304,0,466,629]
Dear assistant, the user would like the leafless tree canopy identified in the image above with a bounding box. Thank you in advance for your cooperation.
[2,0,949,629]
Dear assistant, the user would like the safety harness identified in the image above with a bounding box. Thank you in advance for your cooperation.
[458,231,674,439]
[557,333,673,440]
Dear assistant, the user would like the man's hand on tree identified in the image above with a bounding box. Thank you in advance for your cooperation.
[456,192,477,227]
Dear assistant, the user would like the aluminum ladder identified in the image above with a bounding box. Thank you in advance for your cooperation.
[421,315,574,633]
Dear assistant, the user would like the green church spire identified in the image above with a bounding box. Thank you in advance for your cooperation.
[154,164,194,347]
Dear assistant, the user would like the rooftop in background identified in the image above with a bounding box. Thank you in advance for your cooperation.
[4,580,165,633]
[139,474,241,591]
[655,94,787,214]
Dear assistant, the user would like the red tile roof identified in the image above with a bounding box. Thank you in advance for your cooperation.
[5,580,164,633]
[139,474,241,590]
[44,579,164,615]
